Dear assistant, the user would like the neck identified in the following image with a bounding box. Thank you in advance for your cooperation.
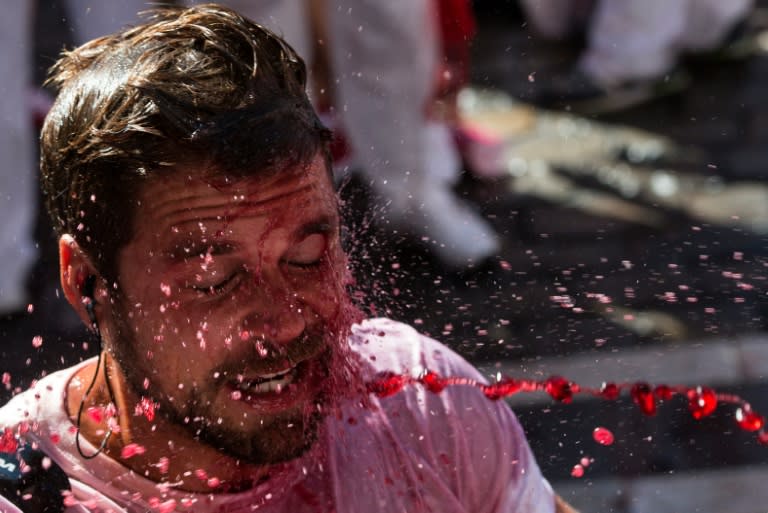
[67,353,270,492]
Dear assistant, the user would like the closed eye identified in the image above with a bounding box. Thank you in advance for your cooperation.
[192,270,243,296]
[283,233,327,268]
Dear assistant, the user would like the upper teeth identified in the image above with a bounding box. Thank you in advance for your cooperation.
[257,368,293,380]
[237,368,295,394]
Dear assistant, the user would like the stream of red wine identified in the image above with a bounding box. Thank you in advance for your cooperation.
[365,370,768,444]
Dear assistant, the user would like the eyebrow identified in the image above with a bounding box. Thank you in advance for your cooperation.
[164,241,238,263]
[162,216,337,263]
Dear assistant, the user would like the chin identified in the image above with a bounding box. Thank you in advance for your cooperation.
[195,406,323,466]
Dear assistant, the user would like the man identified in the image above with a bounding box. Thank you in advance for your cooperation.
[0,5,572,512]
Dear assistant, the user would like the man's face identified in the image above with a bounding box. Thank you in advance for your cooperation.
[108,155,353,464]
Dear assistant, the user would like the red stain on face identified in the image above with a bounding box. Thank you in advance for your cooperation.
[107,154,361,465]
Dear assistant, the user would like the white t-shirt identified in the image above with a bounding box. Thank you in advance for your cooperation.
[0,318,553,513]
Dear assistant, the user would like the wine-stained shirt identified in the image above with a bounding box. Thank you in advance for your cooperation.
[0,318,554,513]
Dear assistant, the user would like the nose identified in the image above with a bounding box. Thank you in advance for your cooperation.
[241,273,307,347]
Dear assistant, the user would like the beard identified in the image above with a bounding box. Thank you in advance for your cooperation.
[190,396,323,465]
[107,301,364,467]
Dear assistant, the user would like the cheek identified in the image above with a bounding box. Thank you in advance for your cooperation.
[295,261,348,319]
[108,307,191,395]
[305,287,344,320]
[140,339,214,399]
[306,286,348,328]
[129,308,217,375]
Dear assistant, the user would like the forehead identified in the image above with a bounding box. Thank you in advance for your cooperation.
[131,155,336,242]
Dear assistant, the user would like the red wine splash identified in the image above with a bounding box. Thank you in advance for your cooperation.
[365,370,768,444]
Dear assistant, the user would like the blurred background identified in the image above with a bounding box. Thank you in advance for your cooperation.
[3,1,768,511]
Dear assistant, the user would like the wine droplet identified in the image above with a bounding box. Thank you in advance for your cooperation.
[654,384,674,401]
[593,427,615,446]
[631,383,656,416]
[545,376,575,404]
[735,407,764,432]
[483,378,521,400]
[688,386,718,420]
[367,372,408,398]
[421,371,447,394]
[600,382,620,400]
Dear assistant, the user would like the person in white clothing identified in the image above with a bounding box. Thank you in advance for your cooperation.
[0,1,149,318]
[186,0,502,268]
[0,6,574,512]
[0,2,37,316]
[521,0,754,111]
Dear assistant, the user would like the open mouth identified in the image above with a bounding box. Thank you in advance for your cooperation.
[223,351,329,413]
[233,366,299,395]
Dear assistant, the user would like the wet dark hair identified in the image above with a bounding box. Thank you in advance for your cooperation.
[41,3,331,281]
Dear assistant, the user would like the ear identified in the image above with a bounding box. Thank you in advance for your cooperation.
[59,235,102,329]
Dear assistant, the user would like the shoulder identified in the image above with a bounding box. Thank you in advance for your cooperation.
[0,363,85,445]
[0,381,51,430]
[0,366,86,513]
[341,318,554,512]
[349,317,484,382]
[346,318,525,472]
